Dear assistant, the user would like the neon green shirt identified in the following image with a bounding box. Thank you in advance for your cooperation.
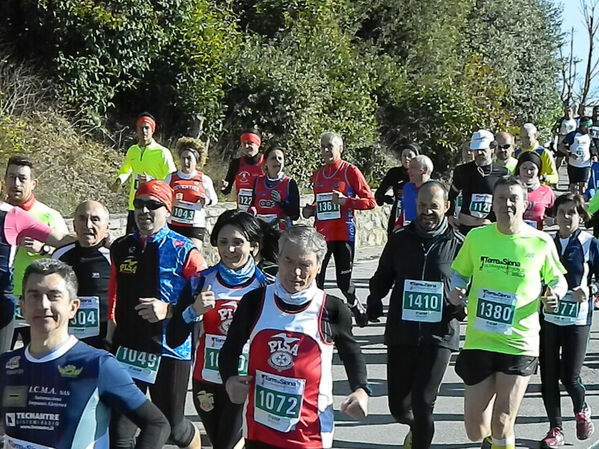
[493,157,518,174]
[505,156,518,174]
[116,140,176,210]
[12,200,69,296]
[451,223,565,356]
[589,190,599,215]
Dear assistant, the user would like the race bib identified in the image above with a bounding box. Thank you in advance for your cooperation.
[172,200,196,225]
[544,292,581,326]
[203,334,249,384]
[115,346,161,384]
[254,370,305,433]
[4,436,54,449]
[474,288,516,335]
[316,192,341,221]
[469,193,492,219]
[237,188,253,211]
[394,196,403,221]
[13,304,28,328]
[257,214,278,224]
[68,296,100,338]
[133,174,152,190]
[402,280,443,323]
[454,193,463,218]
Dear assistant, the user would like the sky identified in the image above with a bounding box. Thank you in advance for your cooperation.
[558,0,596,104]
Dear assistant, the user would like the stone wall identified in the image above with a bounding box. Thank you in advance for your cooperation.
[64,196,389,264]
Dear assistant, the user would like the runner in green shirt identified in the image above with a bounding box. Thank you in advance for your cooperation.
[448,176,567,449]
[110,113,176,233]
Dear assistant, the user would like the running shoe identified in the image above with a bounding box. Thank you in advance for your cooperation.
[348,299,368,327]
[540,427,564,448]
[480,436,492,449]
[576,403,594,440]
[403,430,412,449]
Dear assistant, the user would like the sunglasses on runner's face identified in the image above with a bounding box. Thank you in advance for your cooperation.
[133,199,164,210]
[497,144,512,150]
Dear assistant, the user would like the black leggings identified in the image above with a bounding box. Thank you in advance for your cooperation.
[192,379,243,449]
[540,321,591,428]
[387,344,452,449]
[316,241,356,304]
[110,357,196,448]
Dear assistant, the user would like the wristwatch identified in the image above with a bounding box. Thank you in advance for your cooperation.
[40,244,51,256]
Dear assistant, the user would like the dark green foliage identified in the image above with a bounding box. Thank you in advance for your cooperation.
[0,0,564,189]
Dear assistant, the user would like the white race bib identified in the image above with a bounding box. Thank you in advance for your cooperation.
[203,334,249,384]
[315,192,341,221]
[544,292,583,326]
[68,296,100,338]
[469,193,492,219]
[254,370,305,432]
[13,304,28,328]
[237,188,253,211]
[134,174,153,190]
[257,214,278,224]
[115,346,162,384]
[394,196,403,221]
[474,288,516,335]
[172,200,196,225]
[402,280,443,323]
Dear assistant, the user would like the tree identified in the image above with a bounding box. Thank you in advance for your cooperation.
[579,0,599,107]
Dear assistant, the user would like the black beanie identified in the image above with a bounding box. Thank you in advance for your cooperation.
[515,151,542,174]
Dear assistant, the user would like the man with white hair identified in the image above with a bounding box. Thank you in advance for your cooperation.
[302,132,376,327]
[515,123,559,185]
[448,130,510,235]
[394,155,434,228]
[53,200,112,349]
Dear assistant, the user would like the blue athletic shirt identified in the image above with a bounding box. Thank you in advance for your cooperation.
[0,336,147,448]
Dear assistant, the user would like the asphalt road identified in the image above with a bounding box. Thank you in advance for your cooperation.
[178,165,599,449]
[178,248,599,449]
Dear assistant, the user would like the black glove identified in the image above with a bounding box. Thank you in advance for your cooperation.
[366,295,383,322]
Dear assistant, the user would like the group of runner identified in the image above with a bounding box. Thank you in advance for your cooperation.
[0,111,598,449]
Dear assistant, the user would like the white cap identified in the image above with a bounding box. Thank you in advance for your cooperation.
[469,130,494,150]
[522,123,537,134]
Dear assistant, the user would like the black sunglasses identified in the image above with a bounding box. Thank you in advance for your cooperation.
[133,198,164,210]
[496,144,512,150]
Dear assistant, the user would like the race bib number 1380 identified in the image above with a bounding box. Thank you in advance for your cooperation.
[474,288,516,335]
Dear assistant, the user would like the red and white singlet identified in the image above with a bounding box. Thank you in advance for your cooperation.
[235,156,264,211]
[244,285,334,449]
[312,161,355,242]
[193,268,263,384]
[253,175,292,230]
[168,170,207,227]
